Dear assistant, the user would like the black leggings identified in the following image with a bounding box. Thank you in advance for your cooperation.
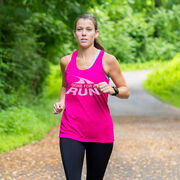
[59,137,113,180]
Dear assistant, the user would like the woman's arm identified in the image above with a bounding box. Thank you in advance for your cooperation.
[53,56,68,114]
[95,54,130,99]
[108,55,130,99]
[59,56,68,103]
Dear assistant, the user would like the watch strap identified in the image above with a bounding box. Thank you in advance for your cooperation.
[111,86,119,96]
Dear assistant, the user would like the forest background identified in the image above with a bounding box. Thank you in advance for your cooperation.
[0,0,180,153]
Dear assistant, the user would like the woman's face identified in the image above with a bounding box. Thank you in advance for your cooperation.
[73,18,99,48]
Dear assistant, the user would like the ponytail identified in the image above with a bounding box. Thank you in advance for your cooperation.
[94,38,105,51]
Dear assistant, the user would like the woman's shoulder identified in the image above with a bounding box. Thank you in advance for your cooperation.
[60,52,73,68]
[103,51,117,65]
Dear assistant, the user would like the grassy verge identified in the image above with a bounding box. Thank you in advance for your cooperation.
[0,64,62,154]
[0,98,60,153]
[142,54,180,108]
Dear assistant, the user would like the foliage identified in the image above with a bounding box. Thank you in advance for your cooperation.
[42,63,62,99]
[0,57,62,153]
[143,38,177,60]
[1,0,180,153]
[89,1,180,63]
[0,96,60,153]
[143,53,180,108]
[0,0,102,110]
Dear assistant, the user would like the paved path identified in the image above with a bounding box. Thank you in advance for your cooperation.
[106,70,180,180]
[1,70,180,180]
[109,69,180,117]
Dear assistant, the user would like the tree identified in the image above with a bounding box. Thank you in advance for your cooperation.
[155,0,161,8]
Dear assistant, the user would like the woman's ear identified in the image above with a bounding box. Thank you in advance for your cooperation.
[95,30,99,39]
[73,30,76,38]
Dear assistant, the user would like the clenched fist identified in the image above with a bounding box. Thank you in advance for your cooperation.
[53,101,65,114]
[94,82,114,95]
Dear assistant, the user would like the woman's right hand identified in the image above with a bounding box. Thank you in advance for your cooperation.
[53,101,65,114]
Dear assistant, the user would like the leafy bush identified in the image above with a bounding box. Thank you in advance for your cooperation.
[143,38,177,61]
[42,63,62,98]
[0,61,61,153]
[143,53,180,108]
[90,2,180,62]
[0,97,60,153]
[0,107,38,135]
[98,10,153,62]
[150,5,180,40]
[0,0,100,111]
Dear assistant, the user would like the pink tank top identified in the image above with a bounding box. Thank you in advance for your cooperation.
[59,49,114,143]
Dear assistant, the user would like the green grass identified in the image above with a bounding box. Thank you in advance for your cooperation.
[0,97,61,154]
[143,54,180,108]
[0,64,62,154]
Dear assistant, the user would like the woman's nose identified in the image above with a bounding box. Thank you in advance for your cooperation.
[82,29,86,35]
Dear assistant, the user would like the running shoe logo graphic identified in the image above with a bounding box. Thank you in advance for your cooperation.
[66,76,101,96]
[73,76,94,84]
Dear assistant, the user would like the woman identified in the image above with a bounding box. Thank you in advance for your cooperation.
[53,14,130,180]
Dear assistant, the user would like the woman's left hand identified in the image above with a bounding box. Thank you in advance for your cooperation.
[94,82,114,95]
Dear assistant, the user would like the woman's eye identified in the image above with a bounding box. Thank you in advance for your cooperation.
[76,28,92,32]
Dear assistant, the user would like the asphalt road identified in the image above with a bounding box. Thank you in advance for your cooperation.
[109,69,180,117]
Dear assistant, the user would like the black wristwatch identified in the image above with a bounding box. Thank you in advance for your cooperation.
[111,86,119,96]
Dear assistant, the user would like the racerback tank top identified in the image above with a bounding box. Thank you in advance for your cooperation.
[59,49,114,143]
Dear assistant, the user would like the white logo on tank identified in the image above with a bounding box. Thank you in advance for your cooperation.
[73,76,94,84]
[66,76,101,96]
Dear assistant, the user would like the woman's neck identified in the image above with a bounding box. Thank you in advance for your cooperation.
[77,46,98,61]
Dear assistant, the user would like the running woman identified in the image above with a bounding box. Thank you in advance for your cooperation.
[53,14,130,180]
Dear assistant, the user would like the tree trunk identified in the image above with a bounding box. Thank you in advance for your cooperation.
[155,0,161,8]
[32,70,40,94]
[0,0,4,5]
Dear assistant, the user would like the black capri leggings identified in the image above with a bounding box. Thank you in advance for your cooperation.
[59,137,113,180]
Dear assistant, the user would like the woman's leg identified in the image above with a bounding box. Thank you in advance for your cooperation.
[59,138,85,180]
[85,142,114,180]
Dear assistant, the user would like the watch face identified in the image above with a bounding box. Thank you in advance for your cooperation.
[114,87,119,95]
